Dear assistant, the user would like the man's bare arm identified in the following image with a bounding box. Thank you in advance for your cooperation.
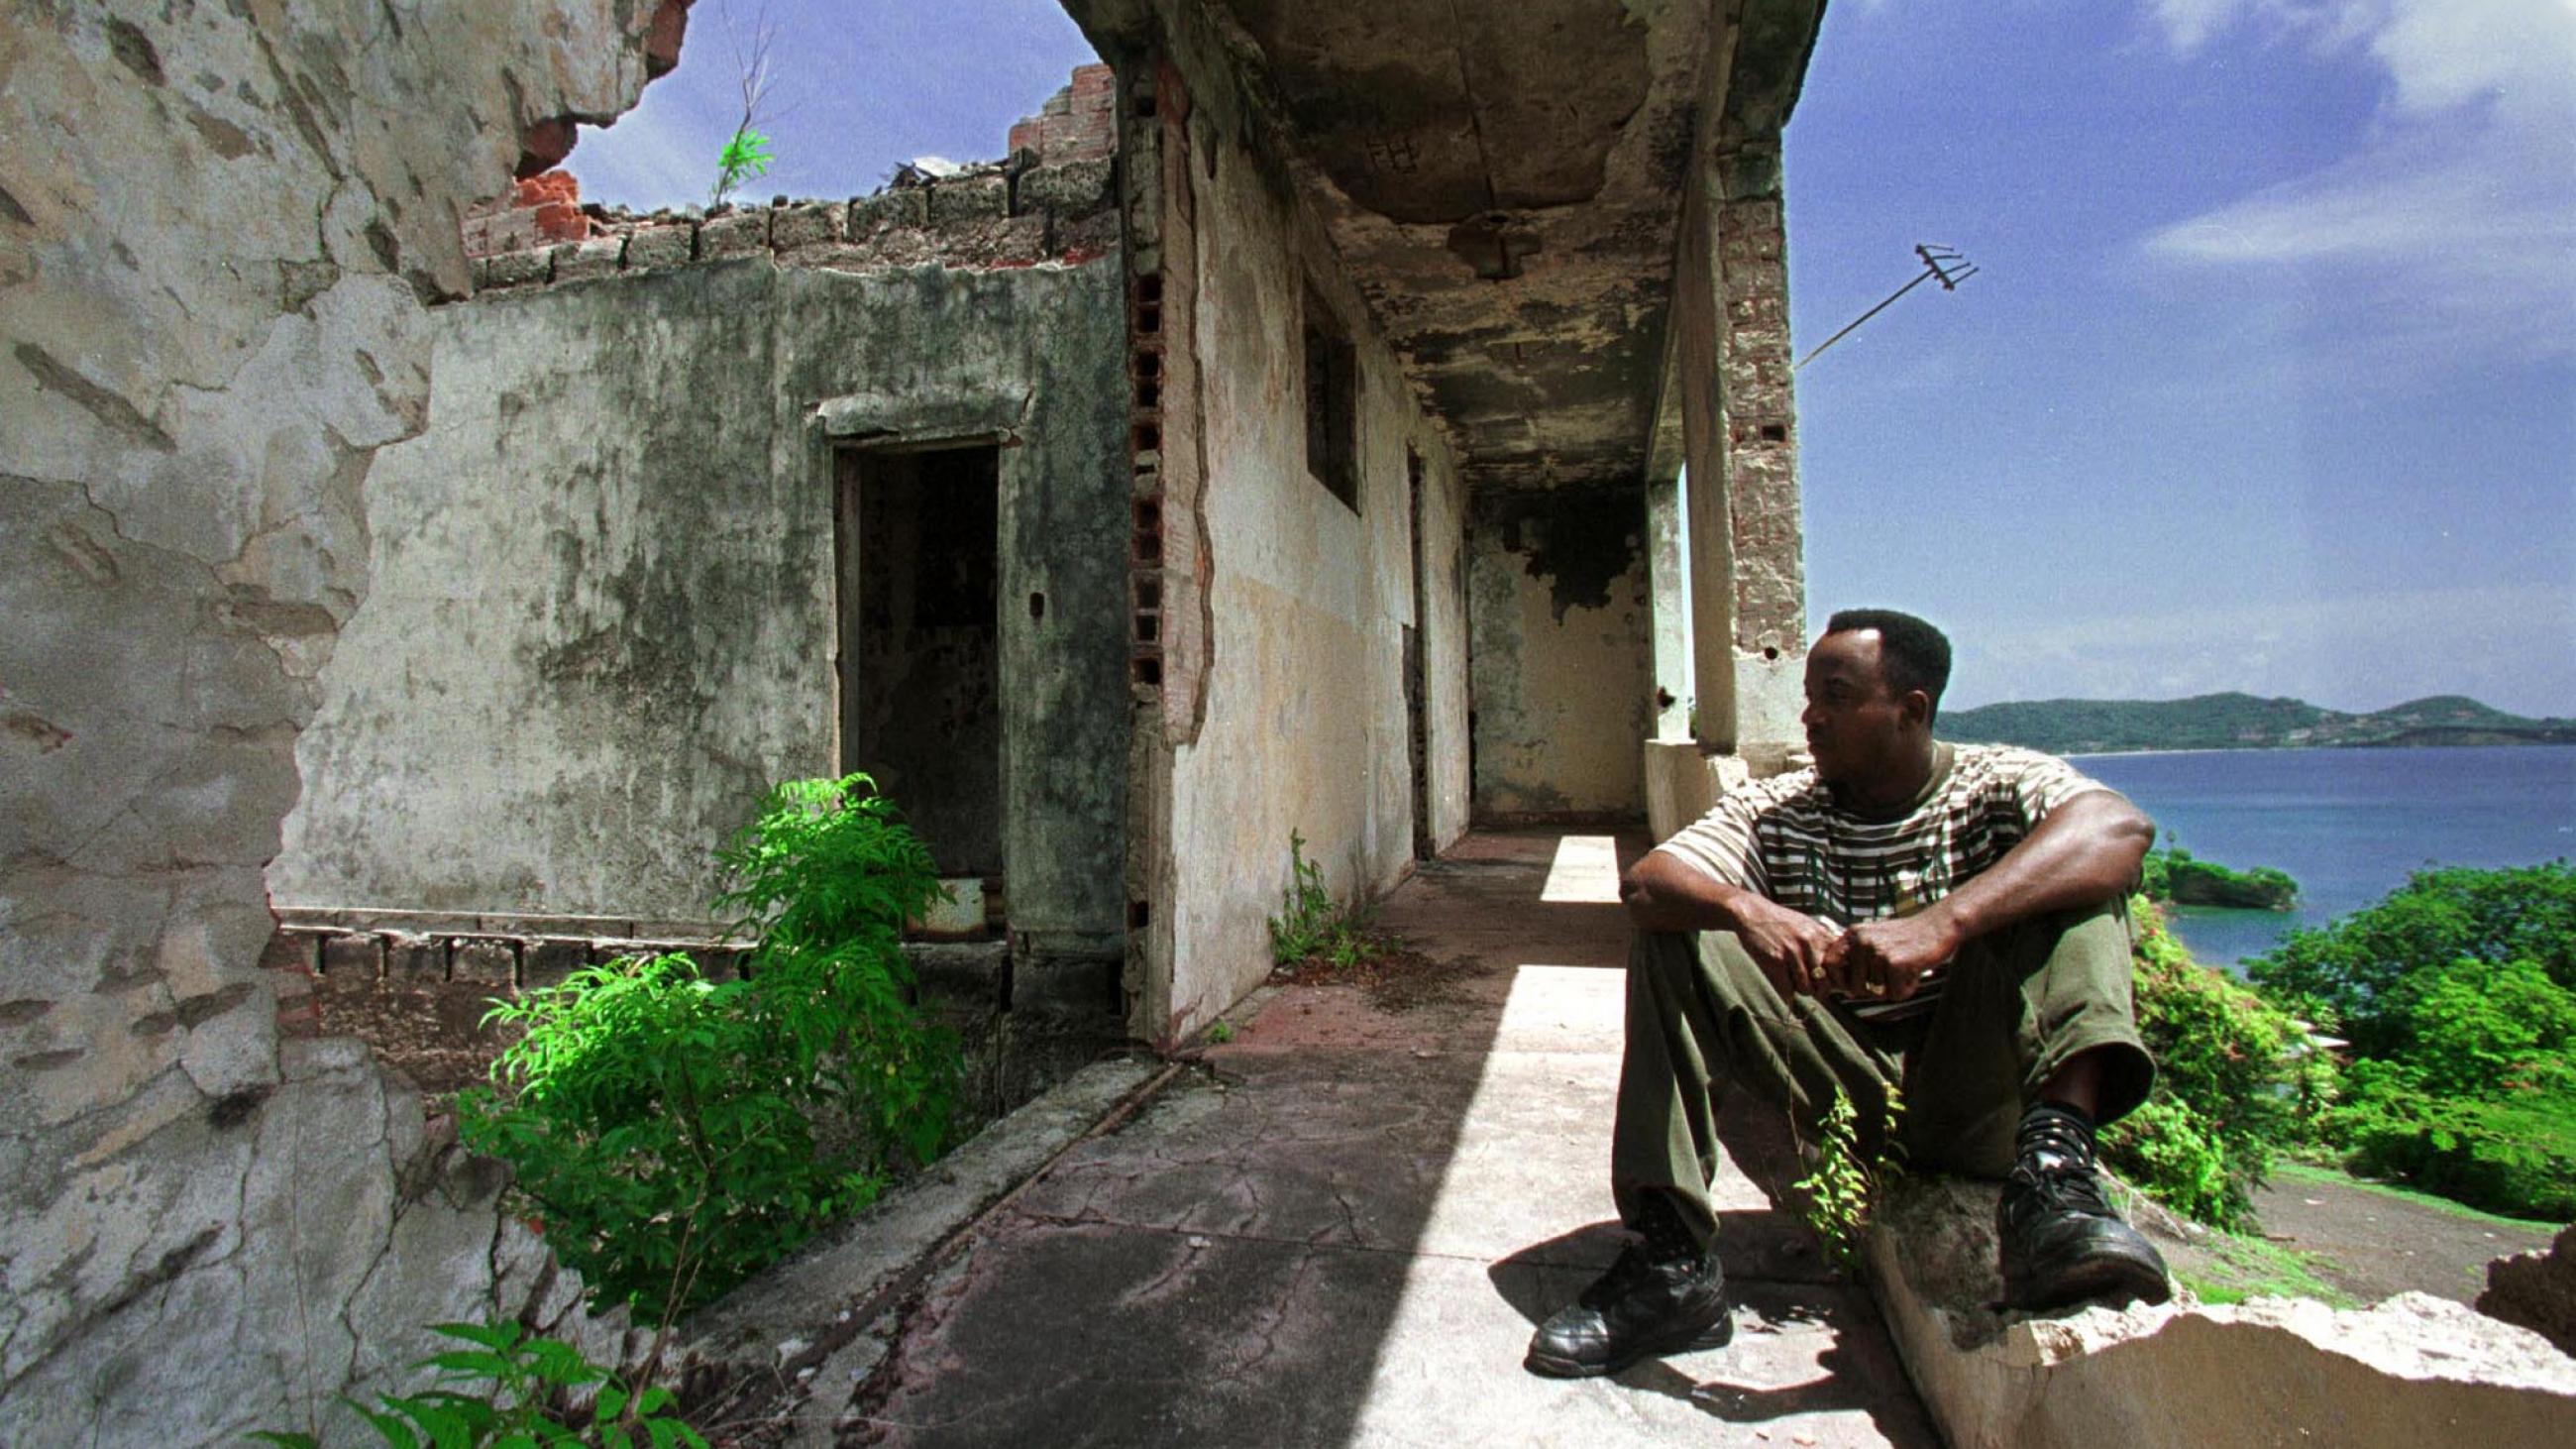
[1622,851,1842,998]
[1826,790,2155,997]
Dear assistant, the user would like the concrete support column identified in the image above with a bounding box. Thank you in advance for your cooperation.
[1684,444,1738,749]
[1715,146,1807,773]
[1670,123,1740,754]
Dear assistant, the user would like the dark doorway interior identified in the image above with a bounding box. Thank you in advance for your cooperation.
[837,445,1005,878]
[1406,447,1433,860]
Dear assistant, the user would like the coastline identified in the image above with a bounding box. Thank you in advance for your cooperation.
[2047,740,2576,761]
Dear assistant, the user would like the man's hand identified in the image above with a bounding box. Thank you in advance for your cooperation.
[1727,893,1847,1001]
[1821,910,1962,1000]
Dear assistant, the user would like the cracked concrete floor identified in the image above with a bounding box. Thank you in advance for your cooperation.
[838,831,1937,1446]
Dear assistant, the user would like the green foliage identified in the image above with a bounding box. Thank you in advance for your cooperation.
[1203,1018,1235,1046]
[2247,863,2576,1222]
[1793,1086,1903,1274]
[2100,899,2302,1230]
[459,776,959,1322]
[2249,862,2576,1058]
[2304,953,2576,1221]
[709,127,774,208]
[1939,691,2574,754]
[2140,840,2298,910]
[1266,831,1387,969]
[2174,1231,2352,1309]
[250,1321,704,1449]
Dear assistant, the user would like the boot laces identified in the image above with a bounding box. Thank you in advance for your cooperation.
[2013,1112,2112,1216]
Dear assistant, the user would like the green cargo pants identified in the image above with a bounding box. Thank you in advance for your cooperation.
[1610,898,2155,1249]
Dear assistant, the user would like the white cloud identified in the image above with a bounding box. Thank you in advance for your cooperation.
[1948,582,2576,715]
[2137,0,2576,364]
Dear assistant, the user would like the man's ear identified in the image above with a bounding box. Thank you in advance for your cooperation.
[1898,689,1934,730]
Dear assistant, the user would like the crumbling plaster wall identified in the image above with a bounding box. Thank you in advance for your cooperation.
[0,2,673,1442]
[1466,487,1656,821]
[272,251,1132,997]
[1109,11,1472,1041]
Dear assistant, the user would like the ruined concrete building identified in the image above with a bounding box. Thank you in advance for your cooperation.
[2,0,1823,1439]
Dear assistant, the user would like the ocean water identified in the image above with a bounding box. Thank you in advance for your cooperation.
[2068,745,2576,973]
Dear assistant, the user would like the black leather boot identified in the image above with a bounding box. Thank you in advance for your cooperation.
[1997,1104,2174,1312]
[1525,1196,1732,1378]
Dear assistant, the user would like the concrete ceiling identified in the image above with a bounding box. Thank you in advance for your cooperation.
[1203,0,1825,493]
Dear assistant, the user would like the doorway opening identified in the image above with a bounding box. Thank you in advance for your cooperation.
[1406,447,1434,861]
[836,444,1005,931]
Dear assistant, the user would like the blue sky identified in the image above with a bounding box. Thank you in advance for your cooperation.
[1785,0,2576,713]
[566,0,2575,716]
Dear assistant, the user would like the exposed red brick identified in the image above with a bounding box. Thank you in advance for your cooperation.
[531,199,588,243]
[645,0,690,79]
[514,118,578,180]
[515,170,579,207]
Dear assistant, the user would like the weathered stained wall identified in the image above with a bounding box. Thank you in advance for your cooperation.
[272,251,1131,994]
[1098,10,1473,1042]
[1466,488,1656,820]
[0,3,672,1442]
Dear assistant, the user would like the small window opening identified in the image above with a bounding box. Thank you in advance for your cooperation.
[1302,284,1358,511]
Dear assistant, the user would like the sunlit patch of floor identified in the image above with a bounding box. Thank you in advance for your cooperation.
[1341,953,1924,1445]
[1539,833,1624,904]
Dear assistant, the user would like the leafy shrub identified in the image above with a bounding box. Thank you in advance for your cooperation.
[2099,899,2301,1229]
[2308,954,2576,1220]
[2249,861,2576,1057]
[251,1321,702,1449]
[460,776,959,1323]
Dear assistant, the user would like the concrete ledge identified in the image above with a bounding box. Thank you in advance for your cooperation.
[674,1057,1162,1405]
[1865,1174,2576,1447]
[1643,741,1751,843]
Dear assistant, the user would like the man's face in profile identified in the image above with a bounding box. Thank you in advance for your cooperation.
[1802,629,1919,793]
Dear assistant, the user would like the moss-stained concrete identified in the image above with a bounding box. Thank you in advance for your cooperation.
[1098,4,1475,1042]
[0,3,672,1440]
[273,255,1130,974]
[1467,488,1655,819]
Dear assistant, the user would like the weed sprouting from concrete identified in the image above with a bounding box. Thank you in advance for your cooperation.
[1266,830,1389,970]
[1794,1085,1905,1275]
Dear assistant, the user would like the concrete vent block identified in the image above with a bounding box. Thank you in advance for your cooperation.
[450,938,517,985]
[1018,160,1112,216]
[1864,1174,2576,1447]
[698,208,770,258]
[926,174,1007,226]
[624,223,695,269]
[480,246,552,289]
[556,234,626,280]
[849,187,928,236]
[522,938,589,990]
[769,200,843,250]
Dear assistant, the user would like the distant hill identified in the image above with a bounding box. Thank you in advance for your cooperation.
[1941,692,2576,755]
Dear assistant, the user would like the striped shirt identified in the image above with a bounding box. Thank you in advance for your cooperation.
[1653,743,2114,1022]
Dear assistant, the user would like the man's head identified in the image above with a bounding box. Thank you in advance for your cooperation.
[1803,609,1953,797]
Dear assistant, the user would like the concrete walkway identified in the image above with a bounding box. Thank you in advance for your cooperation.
[826,830,1936,1446]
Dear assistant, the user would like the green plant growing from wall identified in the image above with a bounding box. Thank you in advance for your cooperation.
[459,775,959,1363]
[1266,831,1390,969]
[251,1321,703,1449]
[707,1,784,208]
[1792,1085,1904,1274]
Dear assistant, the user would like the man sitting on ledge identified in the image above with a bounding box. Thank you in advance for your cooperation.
[1527,608,2173,1380]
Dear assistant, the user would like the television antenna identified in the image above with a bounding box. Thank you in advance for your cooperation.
[1792,244,1978,373]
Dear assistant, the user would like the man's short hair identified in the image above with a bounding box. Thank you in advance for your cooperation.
[1824,609,1953,717]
